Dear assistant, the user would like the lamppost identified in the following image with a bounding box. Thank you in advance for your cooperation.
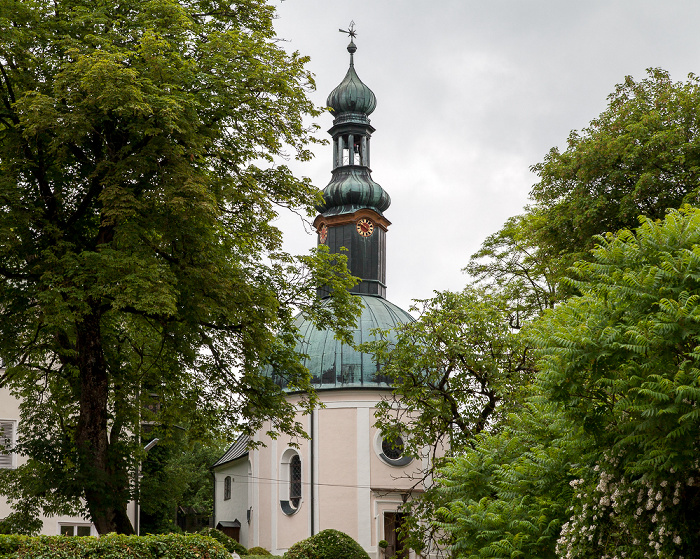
[135,437,159,536]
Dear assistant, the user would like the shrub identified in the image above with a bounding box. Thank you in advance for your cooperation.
[0,533,230,558]
[247,547,271,555]
[0,534,27,555]
[285,529,369,559]
[199,527,248,555]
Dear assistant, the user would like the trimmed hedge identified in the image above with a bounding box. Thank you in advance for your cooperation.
[284,529,369,559]
[0,533,230,558]
[247,547,271,555]
[198,528,248,555]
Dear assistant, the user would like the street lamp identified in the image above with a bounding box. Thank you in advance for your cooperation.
[135,437,159,536]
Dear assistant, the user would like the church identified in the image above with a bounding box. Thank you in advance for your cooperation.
[212,32,428,559]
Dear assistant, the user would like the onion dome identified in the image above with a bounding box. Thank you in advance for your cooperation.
[326,40,377,117]
[317,167,390,216]
[270,295,413,391]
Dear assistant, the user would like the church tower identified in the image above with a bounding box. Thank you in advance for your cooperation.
[213,27,426,559]
[314,31,391,298]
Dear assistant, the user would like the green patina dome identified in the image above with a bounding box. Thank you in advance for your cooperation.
[317,167,390,216]
[326,42,377,117]
[271,295,413,390]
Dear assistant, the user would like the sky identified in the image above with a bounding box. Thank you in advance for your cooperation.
[269,0,700,313]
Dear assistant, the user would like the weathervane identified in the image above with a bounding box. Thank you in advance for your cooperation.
[339,21,357,39]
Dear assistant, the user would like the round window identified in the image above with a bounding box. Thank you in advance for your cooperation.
[375,432,412,467]
[381,435,404,460]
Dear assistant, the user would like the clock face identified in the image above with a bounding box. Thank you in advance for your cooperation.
[356,218,374,237]
[318,224,328,244]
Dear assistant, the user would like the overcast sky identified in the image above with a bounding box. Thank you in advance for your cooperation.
[269,0,700,313]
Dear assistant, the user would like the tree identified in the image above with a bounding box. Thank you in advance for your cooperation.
[363,287,535,556]
[139,435,224,534]
[528,207,700,557]
[0,0,360,534]
[425,68,700,557]
[435,396,585,559]
[468,68,700,311]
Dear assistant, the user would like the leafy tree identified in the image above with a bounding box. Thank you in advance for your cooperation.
[435,396,585,559]
[419,69,700,557]
[528,207,700,557]
[139,437,224,534]
[469,68,700,312]
[0,0,360,534]
[363,287,535,556]
[436,208,700,558]
[466,211,560,320]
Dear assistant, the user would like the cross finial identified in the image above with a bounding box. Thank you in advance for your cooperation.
[338,20,357,39]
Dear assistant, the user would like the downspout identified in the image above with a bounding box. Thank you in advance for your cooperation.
[211,468,216,528]
[310,406,315,536]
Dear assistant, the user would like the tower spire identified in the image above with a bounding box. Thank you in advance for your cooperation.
[339,21,357,66]
[314,27,391,298]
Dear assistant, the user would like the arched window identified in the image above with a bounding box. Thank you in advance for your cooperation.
[280,449,302,515]
[224,476,232,500]
[289,454,301,508]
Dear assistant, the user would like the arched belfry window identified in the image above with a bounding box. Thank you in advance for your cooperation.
[224,476,232,500]
[280,449,302,515]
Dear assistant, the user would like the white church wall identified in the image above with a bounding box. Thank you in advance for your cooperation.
[213,457,250,544]
[247,389,426,558]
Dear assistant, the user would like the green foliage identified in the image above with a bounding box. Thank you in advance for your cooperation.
[435,396,586,559]
[247,547,272,555]
[531,69,700,258]
[198,528,247,555]
[0,534,28,555]
[284,529,369,559]
[0,505,42,536]
[529,206,700,556]
[441,69,700,559]
[0,0,360,534]
[0,533,230,558]
[140,438,224,534]
[367,287,534,457]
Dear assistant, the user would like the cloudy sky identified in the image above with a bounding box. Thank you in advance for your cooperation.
[269,0,700,313]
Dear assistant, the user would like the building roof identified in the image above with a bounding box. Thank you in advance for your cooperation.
[270,294,413,391]
[212,433,250,468]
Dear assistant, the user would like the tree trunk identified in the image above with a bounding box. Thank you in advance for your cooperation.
[75,306,134,534]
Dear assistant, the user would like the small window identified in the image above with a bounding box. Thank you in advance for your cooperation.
[224,476,232,500]
[289,455,301,508]
[0,421,15,470]
[59,524,92,536]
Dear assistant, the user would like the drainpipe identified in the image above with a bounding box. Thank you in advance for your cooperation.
[211,468,217,529]
[310,406,315,536]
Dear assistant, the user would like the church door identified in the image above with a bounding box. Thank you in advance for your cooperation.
[383,512,409,559]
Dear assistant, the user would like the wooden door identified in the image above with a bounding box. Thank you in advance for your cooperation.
[383,512,409,558]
